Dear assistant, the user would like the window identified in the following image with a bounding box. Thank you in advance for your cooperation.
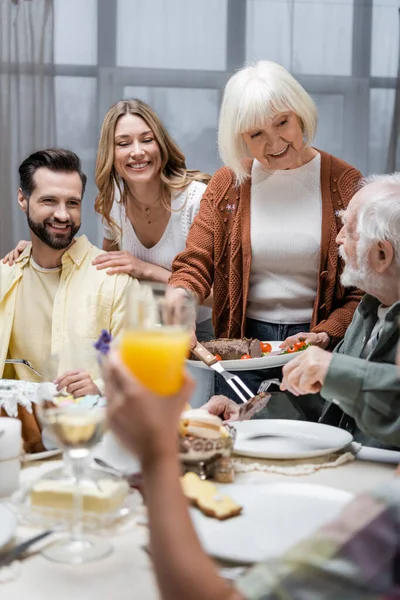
[55,76,100,241]
[371,0,400,77]
[123,86,220,174]
[54,0,97,65]
[117,0,228,71]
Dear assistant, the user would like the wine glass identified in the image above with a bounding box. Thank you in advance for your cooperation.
[36,351,112,564]
[119,282,196,395]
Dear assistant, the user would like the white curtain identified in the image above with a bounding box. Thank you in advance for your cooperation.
[0,0,55,256]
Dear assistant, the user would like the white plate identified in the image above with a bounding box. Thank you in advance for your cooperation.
[0,504,17,550]
[233,419,353,460]
[191,482,353,563]
[187,341,299,371]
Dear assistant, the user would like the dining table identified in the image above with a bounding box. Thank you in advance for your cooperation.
[1,450,397,600]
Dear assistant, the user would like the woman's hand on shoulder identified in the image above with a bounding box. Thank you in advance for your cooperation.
[2,240,29,265]
[93,250,148,278]
[279,331,330,350]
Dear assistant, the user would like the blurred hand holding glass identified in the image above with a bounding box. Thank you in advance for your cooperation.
[120,283,196,395]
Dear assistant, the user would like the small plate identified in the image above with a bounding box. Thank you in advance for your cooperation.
[0,504,17,551]
[233,419,353,460]
[187,341,299,371]
[191,482,353,563]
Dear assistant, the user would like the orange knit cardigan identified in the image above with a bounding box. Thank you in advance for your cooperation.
[170,150,363,345]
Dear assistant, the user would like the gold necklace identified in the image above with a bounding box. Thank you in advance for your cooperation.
[128,192,163,225]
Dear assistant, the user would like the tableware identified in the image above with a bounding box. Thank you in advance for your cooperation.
[178,429,236,464]
[0,418,22,497]
[187,341,298,371]
[93,458,124,476]
[5,359,43,379]
[354,445,400,464]
[0,529,53,568]
[233,419,353,460]
[191,342,255,403]
[22,449,63,463]
[35,354,111,564]
[237,379,281,420]
[93,431,141,474]
[0,505,17,551]
[121,282,196,395]
[14,465,139,531]
[191,482,353,563]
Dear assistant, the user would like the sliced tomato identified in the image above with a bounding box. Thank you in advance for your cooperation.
[260,342,272,353]
[214,354,223,361]
[293,341,307,351]
[285,346,297,353]
[240,353,251,360]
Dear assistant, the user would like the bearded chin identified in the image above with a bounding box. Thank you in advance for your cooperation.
[26,208,80,250]
[340,265,364,288]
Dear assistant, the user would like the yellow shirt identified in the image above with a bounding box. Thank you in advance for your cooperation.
[0,236,135,393]
[9,258,61,382]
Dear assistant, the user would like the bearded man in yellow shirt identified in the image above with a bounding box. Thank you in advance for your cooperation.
[0,149,133,449]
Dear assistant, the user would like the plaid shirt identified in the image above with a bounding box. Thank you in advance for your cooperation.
[237,476,400,599]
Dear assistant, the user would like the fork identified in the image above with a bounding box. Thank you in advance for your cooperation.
[5,359,43,379]
[192,342,255,403]
[257,378,281,394]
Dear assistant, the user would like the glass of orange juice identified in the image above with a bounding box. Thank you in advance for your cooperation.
[120,283,196,396]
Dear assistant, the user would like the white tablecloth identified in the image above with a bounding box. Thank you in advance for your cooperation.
[2,457,397,600]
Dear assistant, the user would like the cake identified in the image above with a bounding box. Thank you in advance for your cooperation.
[181,472,242,520]
[179,409,229,440]
[30,477,129,514]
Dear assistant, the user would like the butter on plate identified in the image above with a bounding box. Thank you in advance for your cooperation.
[30,478,129,514]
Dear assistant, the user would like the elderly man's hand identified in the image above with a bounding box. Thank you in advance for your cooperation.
[201,395,240,421]
[104,351,195,466]
[280,346,333,396]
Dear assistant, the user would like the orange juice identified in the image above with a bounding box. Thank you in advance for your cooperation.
[120,328,190,395]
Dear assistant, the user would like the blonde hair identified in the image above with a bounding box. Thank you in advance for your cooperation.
[218,61,318,184]
[95,99,210,234]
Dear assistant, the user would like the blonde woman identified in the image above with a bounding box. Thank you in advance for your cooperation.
[92,99,213,341]
[169,61,364,418]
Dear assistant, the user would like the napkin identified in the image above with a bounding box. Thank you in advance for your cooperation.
[352,443,400,465]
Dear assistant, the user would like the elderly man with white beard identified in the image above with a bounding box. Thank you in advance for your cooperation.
[280,173,400,448]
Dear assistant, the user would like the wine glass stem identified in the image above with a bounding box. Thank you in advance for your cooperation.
[69,454,88,542]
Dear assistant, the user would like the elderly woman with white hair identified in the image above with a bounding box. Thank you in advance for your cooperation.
[169,60,363,418]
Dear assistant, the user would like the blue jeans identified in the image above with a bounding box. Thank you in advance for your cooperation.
[215,319,324,422]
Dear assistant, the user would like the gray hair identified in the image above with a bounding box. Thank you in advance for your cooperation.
[218,60,318,184]
[356,173,400,266]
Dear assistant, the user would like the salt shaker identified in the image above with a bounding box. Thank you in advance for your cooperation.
[213,457,235,483]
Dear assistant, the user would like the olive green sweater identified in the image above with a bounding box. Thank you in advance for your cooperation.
[321,295,400,447]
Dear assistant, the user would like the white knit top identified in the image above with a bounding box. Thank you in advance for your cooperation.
[247,153,322,324]
[102,180,211,323]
